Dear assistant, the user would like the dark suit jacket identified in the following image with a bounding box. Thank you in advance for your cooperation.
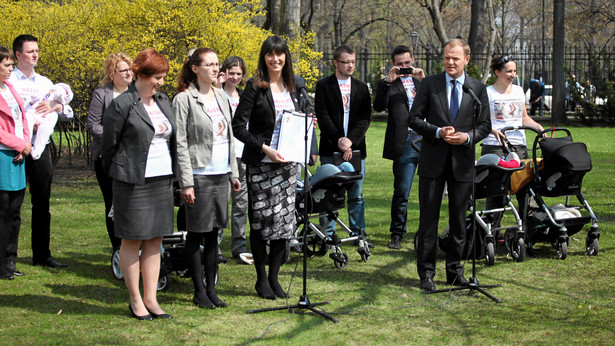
[87,85,114,159]
[408,72,491,182]
[101,83,176,185]
[232,78,308,166]
[314,74,371,158]
[373,77,421,160]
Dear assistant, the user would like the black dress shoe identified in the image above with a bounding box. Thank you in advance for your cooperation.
[33,257,68,268]
[129,304,153,321]
[12,270,25,276]
[388,235,402,250]
[217,254,230,264]
[0,274,14,280]
[447,275,470,287]
[420,277,436,291]
[145,307,172,319]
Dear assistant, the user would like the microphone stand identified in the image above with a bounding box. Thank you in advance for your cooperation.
[426,86,501,303]
[247,88,339,322]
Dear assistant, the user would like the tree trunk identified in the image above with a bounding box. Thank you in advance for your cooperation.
[552,0,566,125]
[428,0,448,47]
[283,0,301,38]
[270,0,281,34]
[481,0,496,84]
[468,0,485,66]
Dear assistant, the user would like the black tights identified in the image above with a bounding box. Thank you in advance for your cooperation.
[251,232,288,298]
[185,229,225,306]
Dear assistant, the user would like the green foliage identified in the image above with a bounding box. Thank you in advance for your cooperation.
[0,0,321,160]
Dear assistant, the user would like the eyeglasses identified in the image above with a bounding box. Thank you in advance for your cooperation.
[336,60,356,65]
[117,69,132,74]
[198,63,220,68]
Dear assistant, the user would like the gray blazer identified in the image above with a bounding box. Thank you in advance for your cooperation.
[86,85,114,159]
[101,83,176,185]
[173,84,238,188]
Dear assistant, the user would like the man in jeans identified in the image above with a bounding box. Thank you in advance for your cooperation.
[373,45,425,250]
[314,45,371,238]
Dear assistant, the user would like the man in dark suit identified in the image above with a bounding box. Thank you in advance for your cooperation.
[408,38,491,291]
[373,45,425,250]
[315,45,371,236]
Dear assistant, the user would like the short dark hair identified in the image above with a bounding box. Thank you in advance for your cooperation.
[13,34,38,54]
[490,55,515,73]
[333,45,355,61]
[0,46,16,62]
[391,45,412,62]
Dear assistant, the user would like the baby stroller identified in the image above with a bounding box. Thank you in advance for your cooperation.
[289,163,371,269]
[513,126,599,259]
[111,182,214,291]
[439,150,526,265]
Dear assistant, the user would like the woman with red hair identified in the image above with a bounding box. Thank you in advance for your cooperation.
[102,49,175,320]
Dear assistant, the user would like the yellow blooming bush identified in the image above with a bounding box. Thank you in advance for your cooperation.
[0,0,321,159]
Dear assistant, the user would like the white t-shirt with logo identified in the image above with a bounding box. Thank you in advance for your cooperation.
[401,76,417,132]
[143,102,173,177]
[265,90,294,162]
[225,90,244,158]
[483,84,527,146]
[338,78,351,136]
[193,97,231,175]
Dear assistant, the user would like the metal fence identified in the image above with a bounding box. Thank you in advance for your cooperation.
[316,45,615,92]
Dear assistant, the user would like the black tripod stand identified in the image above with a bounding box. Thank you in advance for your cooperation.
[425,86,501,303]
[247,91,339,322]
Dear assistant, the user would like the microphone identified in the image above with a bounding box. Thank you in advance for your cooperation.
[462,84,482,106]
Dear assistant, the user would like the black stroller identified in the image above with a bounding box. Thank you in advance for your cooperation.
[439,151,526,265]
[513,126,599,259]
[111,182,214,291]
[289,163,371,269]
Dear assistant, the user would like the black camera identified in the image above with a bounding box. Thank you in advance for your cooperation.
[397,67,414,75]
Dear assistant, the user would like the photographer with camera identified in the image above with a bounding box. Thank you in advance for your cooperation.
[373,45,425,250]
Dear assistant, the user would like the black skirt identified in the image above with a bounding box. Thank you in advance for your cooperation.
[184,174,230,233]
[112,175,174,240]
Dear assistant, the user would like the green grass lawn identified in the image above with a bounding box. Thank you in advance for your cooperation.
[1,122,614,344]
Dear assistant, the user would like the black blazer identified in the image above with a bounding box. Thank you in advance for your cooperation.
[314,74,371,158]
[101,84,177,185]
[232,78,309,166]
[408,72,491,182]
[373,77,421,160]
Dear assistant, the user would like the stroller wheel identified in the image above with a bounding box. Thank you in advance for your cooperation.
[157,272,172,291]
[111,249,123,280]
[330,251,349,269]
[556,241,568,260]
[485,242,495,266]
[357,242,370,262]
[504,230,526,262]
[586,237,599,256]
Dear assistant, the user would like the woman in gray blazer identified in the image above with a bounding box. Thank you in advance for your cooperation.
[86,52,133,252]
[102,49,175,321]
[173,48,240,308]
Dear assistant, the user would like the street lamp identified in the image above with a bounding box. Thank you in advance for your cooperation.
[410,31,420,53]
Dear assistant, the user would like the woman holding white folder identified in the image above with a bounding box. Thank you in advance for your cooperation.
[232,36,309,300]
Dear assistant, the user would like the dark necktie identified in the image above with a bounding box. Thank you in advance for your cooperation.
[450,79,459,123]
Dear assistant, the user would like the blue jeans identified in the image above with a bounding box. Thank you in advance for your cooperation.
[390,132,420,238]
[320,157,365,235]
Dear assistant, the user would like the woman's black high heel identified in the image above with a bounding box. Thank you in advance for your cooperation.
[193,295,215,309]
[255,282,276,300]
[129,304,153,321]
[145,306,172,319]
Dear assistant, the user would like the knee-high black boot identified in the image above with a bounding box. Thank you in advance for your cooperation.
[185,231,214,308]
[250,232,275,299]
[268,239,290,298]
[204,229,226,307]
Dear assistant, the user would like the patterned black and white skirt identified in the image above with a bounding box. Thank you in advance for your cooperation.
[247,162,298,240]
